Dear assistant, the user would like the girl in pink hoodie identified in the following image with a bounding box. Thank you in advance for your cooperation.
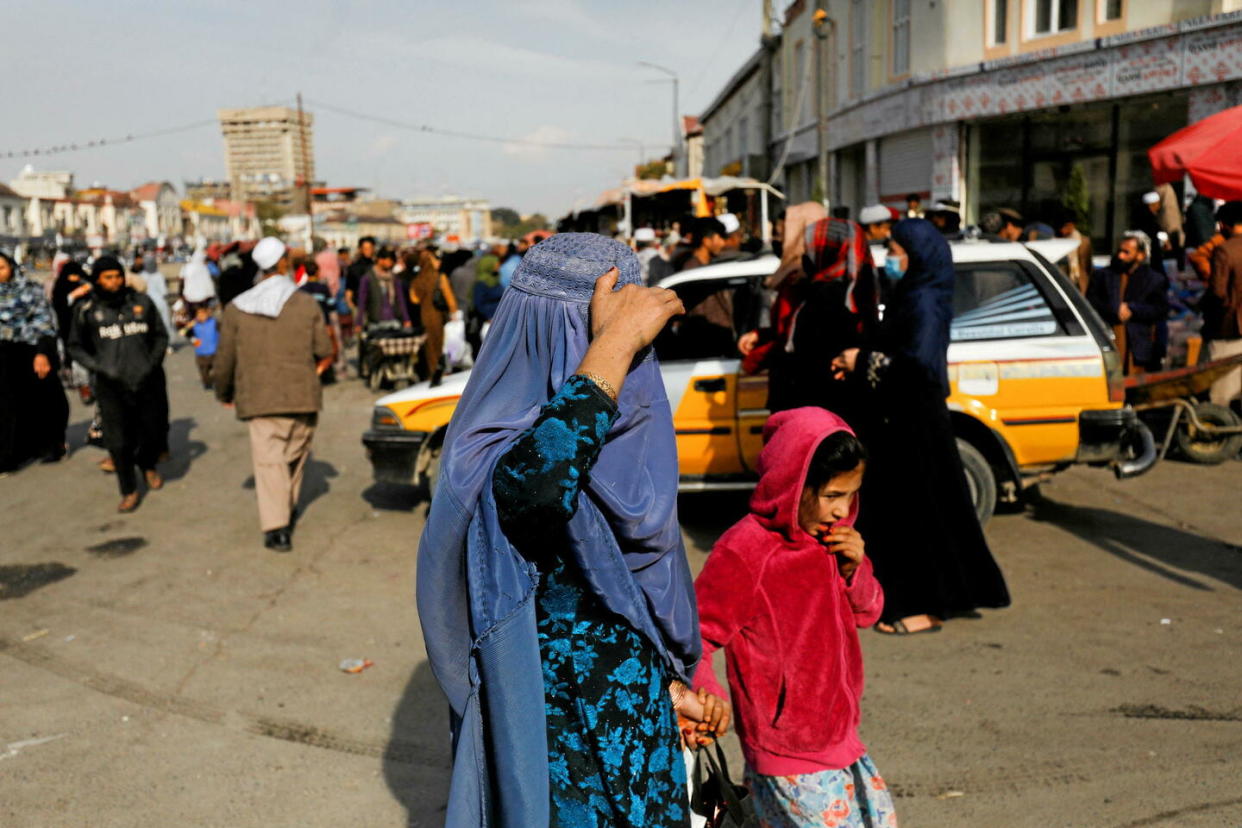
[693,407,896,827]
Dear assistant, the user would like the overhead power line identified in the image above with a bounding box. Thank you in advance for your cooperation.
[1,119,219,160]
[307,99,657,152]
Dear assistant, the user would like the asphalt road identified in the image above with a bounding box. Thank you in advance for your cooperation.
[2,344,1240,827]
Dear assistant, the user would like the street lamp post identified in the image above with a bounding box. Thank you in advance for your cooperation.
[638,61,680,177]
[812,7,832,210]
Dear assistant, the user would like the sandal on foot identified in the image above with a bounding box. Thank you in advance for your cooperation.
[875,617,943,636]
[117,493,140,513]
[144,469,163,490]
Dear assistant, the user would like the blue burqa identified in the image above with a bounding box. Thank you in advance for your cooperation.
[416,233,700,827]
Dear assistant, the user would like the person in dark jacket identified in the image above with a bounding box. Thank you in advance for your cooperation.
[1087,231,1169,374]
[0,251,69,470]
[354,247,411,329]
[471,253,504,335]
[217,243,258,308]
[1185,194,1219,252]
[344,236,376,309]
[49,260,94,402]
[830,219,1011,635]
[67,256,169,512]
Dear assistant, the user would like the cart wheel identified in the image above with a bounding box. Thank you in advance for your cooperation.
[1173,403,1242,465]
[957,438,997,527]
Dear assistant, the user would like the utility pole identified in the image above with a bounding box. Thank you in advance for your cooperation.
[296,92,313,251]
[812,5,832,210]
[638,62,681,177]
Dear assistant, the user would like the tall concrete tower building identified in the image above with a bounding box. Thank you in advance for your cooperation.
[217,106,314,211]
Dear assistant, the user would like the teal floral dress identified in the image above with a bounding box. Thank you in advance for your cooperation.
[494,375,689,828]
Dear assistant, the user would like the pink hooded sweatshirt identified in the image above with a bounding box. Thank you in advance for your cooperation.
[692,407,884,776]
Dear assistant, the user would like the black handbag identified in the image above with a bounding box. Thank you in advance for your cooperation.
[432,287,449,313]
[690,740,758,828]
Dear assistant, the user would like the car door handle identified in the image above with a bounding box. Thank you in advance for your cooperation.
[694,377,727,393]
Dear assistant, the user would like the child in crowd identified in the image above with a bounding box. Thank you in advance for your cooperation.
[182,304,219,390]
[693,406,896,828]
[298,260,340,383]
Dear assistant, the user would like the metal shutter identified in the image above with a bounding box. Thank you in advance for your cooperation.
[878,128,932,202]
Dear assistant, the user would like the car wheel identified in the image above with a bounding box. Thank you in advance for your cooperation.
[1173,403,1242,465]
[957,438,997,527]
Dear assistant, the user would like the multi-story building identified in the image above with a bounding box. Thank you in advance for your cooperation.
[0,184,26,241]
[816,0,1242,247]
[49,188,145,247]
[310,186,367,216]
[682,116,706,179]
[9,166,73,239]
[399,195,493,243]
[8,166,74,201]
[705,1,1242,247]
[180,200,231,242]
[217,106,315,211]
[701,49,774,182]
[130,182,182,242]
[184,179,233,202]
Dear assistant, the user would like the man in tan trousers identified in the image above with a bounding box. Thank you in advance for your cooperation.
[214,237,333,551]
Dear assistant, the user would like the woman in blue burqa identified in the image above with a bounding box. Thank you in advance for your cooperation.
[418,233,724,827]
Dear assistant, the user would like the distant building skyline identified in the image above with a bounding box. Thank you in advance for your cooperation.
[218,106,315,211]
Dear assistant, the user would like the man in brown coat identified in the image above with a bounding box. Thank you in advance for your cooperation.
[1208,202,1242,410]
[214,237,333,551]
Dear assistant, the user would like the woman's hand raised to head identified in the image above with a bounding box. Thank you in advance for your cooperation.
[577,268,683,400]
[589,268,684,355]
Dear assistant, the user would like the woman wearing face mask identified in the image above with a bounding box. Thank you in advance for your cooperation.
[831,219,1010,635]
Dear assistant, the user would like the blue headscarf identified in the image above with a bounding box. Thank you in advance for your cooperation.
[417,233,700,827]
[887,219,955,398]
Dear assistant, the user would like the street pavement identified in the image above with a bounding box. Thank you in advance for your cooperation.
[2,344,1240,827]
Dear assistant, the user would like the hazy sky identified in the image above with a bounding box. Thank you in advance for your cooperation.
[5,0,761,218]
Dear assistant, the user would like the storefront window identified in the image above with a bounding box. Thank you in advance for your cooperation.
[968,93,1187,251]
[1114,94,1188,240]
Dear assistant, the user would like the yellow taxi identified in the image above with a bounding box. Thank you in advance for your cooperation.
[363,238,1155,524]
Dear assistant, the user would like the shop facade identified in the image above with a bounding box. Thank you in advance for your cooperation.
[824,12,1242,248]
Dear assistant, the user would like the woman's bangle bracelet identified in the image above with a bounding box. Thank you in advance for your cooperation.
[579,372,618,401]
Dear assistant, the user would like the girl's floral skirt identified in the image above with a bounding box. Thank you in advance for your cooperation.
[746,754,897,828]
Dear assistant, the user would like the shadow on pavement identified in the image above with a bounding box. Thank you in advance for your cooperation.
[1026,495,1242,592]
[65,416,96,457]
[362,482,424,513]
[298,457,338,512]
[383,659,451,827]
[241,459,337,506]
[162,418,207,482]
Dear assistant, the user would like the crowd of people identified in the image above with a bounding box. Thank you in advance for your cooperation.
[414,187,1242,826]
[0,233,517,532]
[625,187,1242,403]
[5,181,1242,825]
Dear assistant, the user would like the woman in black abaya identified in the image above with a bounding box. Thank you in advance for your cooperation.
[831,219,1010,634]
[0,251,69,470]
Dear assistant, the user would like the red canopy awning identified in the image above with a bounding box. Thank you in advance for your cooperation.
[1149,105,1242,200]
